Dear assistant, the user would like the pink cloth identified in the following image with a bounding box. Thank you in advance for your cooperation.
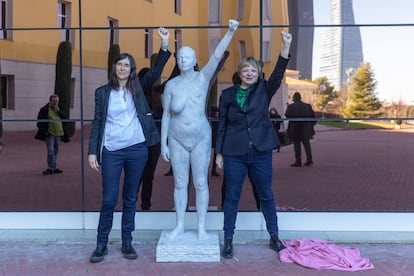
[279,238,374,271]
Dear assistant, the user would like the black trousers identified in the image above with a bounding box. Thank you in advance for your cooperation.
[139,143,160,210]
[292,138,312,164]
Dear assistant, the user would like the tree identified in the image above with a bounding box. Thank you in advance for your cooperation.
[313,76,336,115]
[54,41,75,138]
[343,62,382,118]
[108,44,120,80]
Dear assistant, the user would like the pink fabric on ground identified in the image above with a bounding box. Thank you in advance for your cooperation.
[279,238,374,271]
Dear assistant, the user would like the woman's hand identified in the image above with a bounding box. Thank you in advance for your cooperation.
[158,27,170,51]
[215,153,223,169]
[280,31,292,59]
[158,27,169,40]
[88,154,100,172]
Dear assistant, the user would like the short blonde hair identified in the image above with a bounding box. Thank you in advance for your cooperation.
[237,57,262,75]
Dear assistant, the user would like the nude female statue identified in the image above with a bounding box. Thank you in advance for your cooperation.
[161,19,239,240]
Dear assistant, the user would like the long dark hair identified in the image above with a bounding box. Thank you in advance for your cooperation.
[108,53,138,95]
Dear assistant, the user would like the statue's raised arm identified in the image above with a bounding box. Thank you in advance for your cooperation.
[202,19,239,82]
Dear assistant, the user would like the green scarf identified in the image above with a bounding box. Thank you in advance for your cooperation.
[236,85,252,112]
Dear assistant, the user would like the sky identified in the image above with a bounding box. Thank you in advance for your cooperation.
[312,0,414,103]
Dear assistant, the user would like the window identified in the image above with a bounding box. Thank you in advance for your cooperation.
[1,75,15,110]
[57,1,73,44]
[263,0,272,20]
[237,0,244,20]
[239,40,246,59]
[174,29,182,54]
[0,0,12,40]
[262,41,271,62]
[208,0,221,23]
[144,28,153,58]
[174,0,182,15]
[108,17,119,48]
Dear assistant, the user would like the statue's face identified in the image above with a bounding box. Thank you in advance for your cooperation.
[177,47,196,71]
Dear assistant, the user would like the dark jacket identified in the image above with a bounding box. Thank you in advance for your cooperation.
[216,55,289,156]
[285,101,316,139]
[88,49,171,163]
[35,103,70,142]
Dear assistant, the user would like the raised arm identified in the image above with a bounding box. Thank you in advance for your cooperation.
[202,19,239,81]
[280,31,292,59]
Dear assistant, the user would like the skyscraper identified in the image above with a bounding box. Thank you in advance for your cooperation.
[319,0,363,90]
[287,0,314,80]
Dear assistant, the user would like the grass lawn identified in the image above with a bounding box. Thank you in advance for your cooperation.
[317,120,411,130]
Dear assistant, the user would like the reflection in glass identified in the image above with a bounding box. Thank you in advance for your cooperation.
[0,0,413,212]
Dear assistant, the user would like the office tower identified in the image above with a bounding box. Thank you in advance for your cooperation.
[287,0,314,80]
[319,0,363,90]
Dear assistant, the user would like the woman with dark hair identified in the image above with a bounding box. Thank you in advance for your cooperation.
[87,27,171,263]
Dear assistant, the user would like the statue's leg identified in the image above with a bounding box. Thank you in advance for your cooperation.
[166,138,190,239]
[191,138,211,240]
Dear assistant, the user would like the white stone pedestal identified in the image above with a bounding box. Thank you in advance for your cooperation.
[156,230,220,262]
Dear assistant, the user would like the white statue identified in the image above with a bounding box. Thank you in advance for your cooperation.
[161,19,239,240]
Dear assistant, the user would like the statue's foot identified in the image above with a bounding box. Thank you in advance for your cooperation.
[198,228,209,240]
[166,226,184,239]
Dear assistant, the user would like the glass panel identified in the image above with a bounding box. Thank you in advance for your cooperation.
[0,0,413,213]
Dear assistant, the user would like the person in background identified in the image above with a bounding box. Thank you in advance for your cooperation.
[136,67,162,211]
[87,27,171,263]
[215,31,292,259]
[285,91,316,167]
[137,61,181,210]
[269,107,282,152]
[35,94,69,175]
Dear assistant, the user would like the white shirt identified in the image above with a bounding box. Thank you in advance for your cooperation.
[104,87,145,151]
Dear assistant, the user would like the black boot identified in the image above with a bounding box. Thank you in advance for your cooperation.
[121,242,138,259]
[221,239,233,259]
[269,235,286,252]
[89,245,108,263]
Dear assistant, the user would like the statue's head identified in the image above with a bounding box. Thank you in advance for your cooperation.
[177,46,197,71]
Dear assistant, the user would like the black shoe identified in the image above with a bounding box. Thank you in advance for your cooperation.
[53,168,63,174]
[211,170,220,176]
[304,161,313,166]
[42,169,54,175]
[121,243,137,259]
[221,239,233,259]
[290,162,302,167]
[269,235,286,252]
[89,245,108,263]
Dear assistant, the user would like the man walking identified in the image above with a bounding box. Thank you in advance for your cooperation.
[285,92,316,167]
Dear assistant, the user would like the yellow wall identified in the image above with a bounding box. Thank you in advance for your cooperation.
[1,0,288,78]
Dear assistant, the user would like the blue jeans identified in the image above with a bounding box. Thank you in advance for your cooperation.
[45,135,61,170]
[223,148,279,240]
[97,143,148,246]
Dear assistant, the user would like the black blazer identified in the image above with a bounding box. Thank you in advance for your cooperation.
[285,101,316,139]
[216,55,289,156]
[88,49,171,163]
